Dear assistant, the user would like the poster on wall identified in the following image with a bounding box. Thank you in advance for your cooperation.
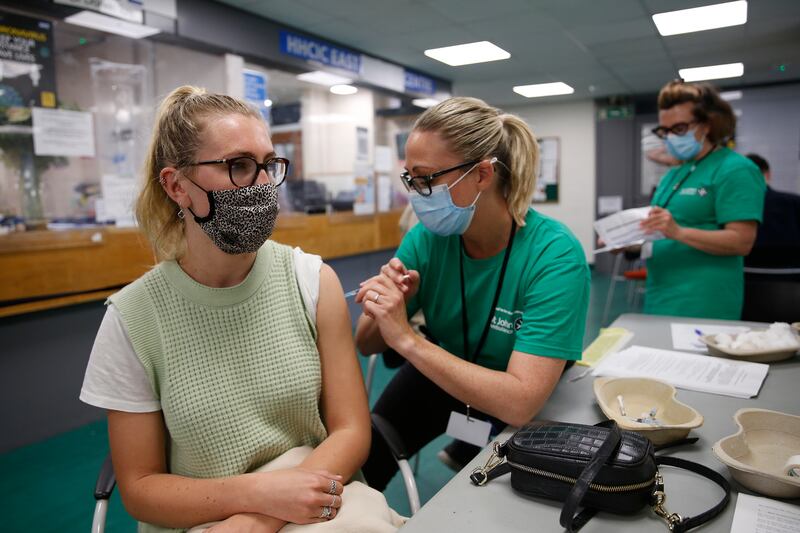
[353,161,375,215]
[0,11,57,125]
[533,137,559,203]
[374,145,393,212]
[32,107,95,157]
[243,69,270,123]
[357,126,369,161]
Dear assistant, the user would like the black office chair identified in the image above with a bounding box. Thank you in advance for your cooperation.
[741,267,800,323]
[286,180,328,214]
[91,455,115,533]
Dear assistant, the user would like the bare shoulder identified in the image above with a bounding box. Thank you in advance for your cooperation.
[318,264,344,295]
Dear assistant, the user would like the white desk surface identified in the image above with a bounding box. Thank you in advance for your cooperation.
[400,313,800,532]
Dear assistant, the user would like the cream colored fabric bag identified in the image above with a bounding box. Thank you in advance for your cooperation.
[188,447,406,533]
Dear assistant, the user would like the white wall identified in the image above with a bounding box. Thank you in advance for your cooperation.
[506,100,596,263]
[301,87,375,195]
[730,83,800,194]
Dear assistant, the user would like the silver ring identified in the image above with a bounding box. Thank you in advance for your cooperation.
[328,479,337,494]
[373,293,380,303]
[330,494,338,507]
[320,506,332,519]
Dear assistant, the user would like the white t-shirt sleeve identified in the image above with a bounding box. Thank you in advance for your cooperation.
[292,247,322,325]
[79,304,161,413]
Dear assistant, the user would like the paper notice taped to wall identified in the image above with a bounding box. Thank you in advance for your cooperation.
[32,107,95,157]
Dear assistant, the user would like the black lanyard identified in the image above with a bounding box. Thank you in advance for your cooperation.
[657,148,716,209]
[459,219,517,364]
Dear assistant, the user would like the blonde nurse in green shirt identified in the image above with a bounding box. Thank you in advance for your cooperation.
[354,97,590,490]
[641,80,765,319]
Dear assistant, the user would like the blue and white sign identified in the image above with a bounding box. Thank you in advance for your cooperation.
[404,70,436,95]
[243,69,269,122]
[280,31,362,74]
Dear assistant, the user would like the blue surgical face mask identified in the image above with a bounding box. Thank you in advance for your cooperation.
[665,128,704,161]
[410,160,491,236]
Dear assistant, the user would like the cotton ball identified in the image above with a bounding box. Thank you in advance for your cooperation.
[715,333,734,348]
[726,323,800,351]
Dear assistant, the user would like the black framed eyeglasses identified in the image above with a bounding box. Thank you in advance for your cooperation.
[651,120,699,139]
[187,156,290,188]
[400,160,479,197]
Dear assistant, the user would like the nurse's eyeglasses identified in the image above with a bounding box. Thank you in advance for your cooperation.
[187,156,290,188]
[651,120,699,139]
[400,160,479,196]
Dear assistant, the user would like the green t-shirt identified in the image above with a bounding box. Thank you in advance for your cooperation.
[397,208,589,371]
[646,148,765,319]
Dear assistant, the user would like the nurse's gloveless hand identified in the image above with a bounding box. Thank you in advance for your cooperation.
[359,275,415,350]
[381,257,420,301]
[640,206,681,239]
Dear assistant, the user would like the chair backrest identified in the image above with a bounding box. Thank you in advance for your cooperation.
[742,272,800,323]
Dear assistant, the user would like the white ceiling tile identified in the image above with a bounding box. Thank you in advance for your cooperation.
[426,0,534,23]
[214,0,800,104]
[640,0,706,14]
[545,0,649,25]
[568,18,658,46]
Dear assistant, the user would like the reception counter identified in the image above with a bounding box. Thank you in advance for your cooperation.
[0,209,404,317]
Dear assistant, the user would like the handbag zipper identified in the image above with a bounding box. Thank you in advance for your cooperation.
[507,460,655,493]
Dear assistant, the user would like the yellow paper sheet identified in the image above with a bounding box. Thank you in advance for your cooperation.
[578,327,633,367]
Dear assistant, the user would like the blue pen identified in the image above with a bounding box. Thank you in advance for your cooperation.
[694,328,704,336]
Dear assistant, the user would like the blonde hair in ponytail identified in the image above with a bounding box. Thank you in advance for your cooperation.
[413,97,539,226]
[136,85,262,260]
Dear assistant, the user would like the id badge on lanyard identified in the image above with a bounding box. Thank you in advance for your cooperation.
[446,405,492,448]
[446,220,517,448]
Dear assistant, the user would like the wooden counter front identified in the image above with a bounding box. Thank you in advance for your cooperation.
[0,209,403,317]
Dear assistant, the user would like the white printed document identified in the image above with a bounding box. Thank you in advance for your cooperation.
[593,207,664,254]
[730,493,800,533]
[670,322,750,352]
[592,345,769,398]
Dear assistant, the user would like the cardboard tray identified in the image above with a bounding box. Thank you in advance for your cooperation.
[593,377,703,446]
[700,333,799,363]
[713,408,800,499]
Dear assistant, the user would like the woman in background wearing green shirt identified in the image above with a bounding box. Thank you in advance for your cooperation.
[641,81,765,319]
[354,97,590,490]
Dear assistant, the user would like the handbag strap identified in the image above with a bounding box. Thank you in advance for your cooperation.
[559,420,622,532]
[653,456,731,533]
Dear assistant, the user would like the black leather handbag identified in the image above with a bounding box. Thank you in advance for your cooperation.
[470,420,731,532]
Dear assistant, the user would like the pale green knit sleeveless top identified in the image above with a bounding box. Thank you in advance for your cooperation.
[110,241,328,533]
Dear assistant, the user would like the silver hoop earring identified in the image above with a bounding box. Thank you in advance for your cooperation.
[177,209,185,220]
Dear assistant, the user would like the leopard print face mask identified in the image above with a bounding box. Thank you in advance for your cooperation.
[187,183,279,254]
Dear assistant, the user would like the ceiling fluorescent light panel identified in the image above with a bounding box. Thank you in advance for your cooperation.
[424,41,510,66]
[296,71,353,86]
[679,62,744,82]
[513,82,574,98]
[64,10,160,39]
[653,1,748,36]
[412,98,441,108]
[330,84,358,95]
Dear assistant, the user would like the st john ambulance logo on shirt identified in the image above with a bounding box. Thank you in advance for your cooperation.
[698,187,708,197]
[491,307,523,335]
